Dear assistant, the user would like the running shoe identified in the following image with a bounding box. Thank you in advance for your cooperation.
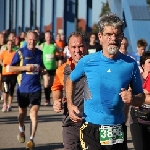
[17,126,25,143]
[17,132,25,143]
[2,104,7,112]
[26,140,35,149]
[45,100,50,106]
[7,106,12,112]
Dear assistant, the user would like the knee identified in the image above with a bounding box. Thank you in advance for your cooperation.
[30,110,38,121]
[19,108,27,116]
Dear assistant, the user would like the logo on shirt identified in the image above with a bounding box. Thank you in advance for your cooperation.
[25,57,32,59]
[107,69,111,72]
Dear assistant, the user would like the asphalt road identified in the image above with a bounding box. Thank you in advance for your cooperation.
[0,90,134,150]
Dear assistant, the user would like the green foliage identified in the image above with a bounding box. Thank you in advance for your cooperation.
[92,23,99,33]
[77,27,85,34]
[92,0,110,34]
[100,0,111,17]
[147,0,150,5]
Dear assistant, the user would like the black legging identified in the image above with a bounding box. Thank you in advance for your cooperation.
[44,87,51,101]
[130,121,150,150]
[2,74,17,96]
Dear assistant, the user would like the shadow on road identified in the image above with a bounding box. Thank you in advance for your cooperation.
[0,114,63,125]
[2,143,64,150]
[127,139,133,143]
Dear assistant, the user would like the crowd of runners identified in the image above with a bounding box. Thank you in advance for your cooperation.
[0,13,150,150]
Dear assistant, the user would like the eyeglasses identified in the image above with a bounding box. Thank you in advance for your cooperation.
[103,33,123,39]
[121,43,128,46]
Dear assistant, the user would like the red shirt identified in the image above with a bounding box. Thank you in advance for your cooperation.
[143,73,150,92]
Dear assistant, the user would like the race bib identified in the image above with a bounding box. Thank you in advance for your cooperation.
[99,124,124,145]
[45,54,54,61]
[26,64,40,75]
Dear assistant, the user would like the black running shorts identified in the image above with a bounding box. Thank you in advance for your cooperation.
[17,91,41,108]
[80,122,128,150]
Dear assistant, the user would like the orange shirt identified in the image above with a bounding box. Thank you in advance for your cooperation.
[51,57,75,91]
[55,40,64,56]
[0,50,17,75]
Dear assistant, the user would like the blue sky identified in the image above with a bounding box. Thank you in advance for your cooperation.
[78,0,106,24]
[56,0,106,25]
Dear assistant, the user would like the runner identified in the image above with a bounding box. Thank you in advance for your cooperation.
[52,32,86,150]
[0,33,5,100]
[119,37,131,124]
[21,33,27,48]
[87,32,102,54]
[41,31,57,106]
[66,13,145,150]
[63,45,71,62]
[129,38,148,72]
[34,28,41,48]
[8,31,49,149]
[55,33,64,67]
[0,33,5,48]
[1,32,18,52]
[14,36,21,49]
[130,51,150,150]
[0,40,17,112]
[119,37,129,55]
[20,32,26,48]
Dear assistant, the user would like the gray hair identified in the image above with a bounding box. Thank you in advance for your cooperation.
[26,30,38,39]
[26,30,37,36]
[98,13,124,33]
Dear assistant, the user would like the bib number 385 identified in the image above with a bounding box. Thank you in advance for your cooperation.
[99,124,124,145]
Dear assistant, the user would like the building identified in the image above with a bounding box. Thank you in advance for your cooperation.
[108,0,150,52]
[0,0,94,41]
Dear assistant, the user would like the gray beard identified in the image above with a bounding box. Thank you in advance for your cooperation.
[108,46,119,55]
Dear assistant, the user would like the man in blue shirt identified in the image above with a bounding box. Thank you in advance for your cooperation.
[66,13,145,150]
[129,38,148,73]
[8,31,49,149]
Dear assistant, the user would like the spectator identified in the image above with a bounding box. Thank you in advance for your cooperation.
[87,32,102,54]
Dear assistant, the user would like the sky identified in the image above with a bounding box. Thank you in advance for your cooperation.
[56,0,106,25]
[78,0,106,24]
[92,0,106,23]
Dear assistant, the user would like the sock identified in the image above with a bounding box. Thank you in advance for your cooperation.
[44,87,50,101]
[30,136,34,140]
[19,126,24,132]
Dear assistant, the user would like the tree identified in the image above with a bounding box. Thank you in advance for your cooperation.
[92,0,110,33]
[92,23,99,33]
[100,0,111,17]
[147,0,150,5]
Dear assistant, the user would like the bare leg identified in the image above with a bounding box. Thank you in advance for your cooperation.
[0,73,2,91]
[3,92,8,105]
[2,92,8,112]
[30,105,40,138]
[18,107,27,128]
[58,60,63,67]
[8,95,13,106]
[49,75,55,88]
